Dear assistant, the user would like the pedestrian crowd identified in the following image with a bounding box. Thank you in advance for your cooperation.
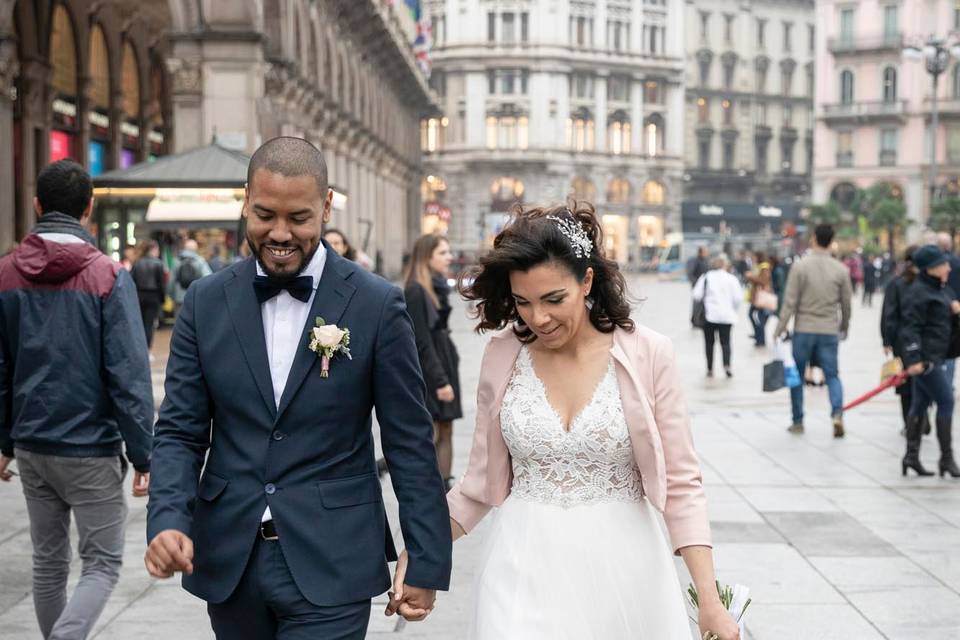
[689,223,960,478]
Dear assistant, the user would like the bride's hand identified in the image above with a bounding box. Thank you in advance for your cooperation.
[698,600,740,640]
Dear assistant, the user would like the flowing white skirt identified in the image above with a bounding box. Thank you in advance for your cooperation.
[470,495,693,640]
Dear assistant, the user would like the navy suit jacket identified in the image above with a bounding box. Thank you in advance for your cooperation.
[146,248,452,605]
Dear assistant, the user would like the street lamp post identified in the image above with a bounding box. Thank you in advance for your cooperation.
[904,39,960,219]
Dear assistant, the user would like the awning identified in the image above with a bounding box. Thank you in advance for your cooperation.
[145,188,244,227]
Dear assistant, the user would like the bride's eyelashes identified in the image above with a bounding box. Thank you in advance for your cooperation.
[513,296,566,306]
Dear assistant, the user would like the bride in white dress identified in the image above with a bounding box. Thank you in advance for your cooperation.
[390,203,739,640]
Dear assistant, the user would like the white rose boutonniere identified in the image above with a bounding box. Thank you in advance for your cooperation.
[308,317,352,378]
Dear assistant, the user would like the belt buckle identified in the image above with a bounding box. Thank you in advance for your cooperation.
[260,521,279,541]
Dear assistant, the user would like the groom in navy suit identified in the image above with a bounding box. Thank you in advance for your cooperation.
[145,137,452,638]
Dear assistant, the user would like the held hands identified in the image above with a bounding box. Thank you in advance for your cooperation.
[145,529,194,578]
[698,599,741,640]
[436,385,455,403]
[385,550,436,622]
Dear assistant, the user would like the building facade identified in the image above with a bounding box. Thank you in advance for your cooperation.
[682,0,815,245]
[420,0,686,267]
[814,0,960,233]
[0,0,435,277]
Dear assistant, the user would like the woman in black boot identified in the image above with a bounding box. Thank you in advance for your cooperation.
[881,246,932,437]
[900,245,960,478]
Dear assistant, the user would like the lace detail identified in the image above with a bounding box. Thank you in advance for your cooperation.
[500,347,644,508]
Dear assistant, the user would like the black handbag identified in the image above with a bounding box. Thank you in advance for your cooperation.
[691,273,709,329]
[762,360,785,392]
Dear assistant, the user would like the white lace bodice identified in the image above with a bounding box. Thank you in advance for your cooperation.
[499,347,644,508]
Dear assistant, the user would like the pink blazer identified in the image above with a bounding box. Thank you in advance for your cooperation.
[446,325,711,553]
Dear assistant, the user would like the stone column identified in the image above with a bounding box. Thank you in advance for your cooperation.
[165,54,203,153]
[595,71,608,152]
[17,59,48,240]
[631,73,644,155]
[0,37,17,250]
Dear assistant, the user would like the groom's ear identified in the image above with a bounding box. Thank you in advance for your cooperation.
[321,188,333,224]
[242,184,250,219]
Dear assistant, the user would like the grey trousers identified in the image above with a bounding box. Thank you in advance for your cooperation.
[15,449,128,640]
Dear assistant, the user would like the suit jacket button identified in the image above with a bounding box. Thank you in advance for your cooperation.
[265,483,276,495]
[272,431,284,441]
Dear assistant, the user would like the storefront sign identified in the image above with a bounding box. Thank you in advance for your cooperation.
[49,130,74,162]
[88,141,106,177]
[424,201,451,222]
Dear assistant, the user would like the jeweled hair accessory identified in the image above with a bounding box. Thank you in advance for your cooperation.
[546,213,592,259]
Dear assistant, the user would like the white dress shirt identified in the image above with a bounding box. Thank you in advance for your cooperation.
[257,245,327,522]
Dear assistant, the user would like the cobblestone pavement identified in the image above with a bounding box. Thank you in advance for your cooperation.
[2,275,959,639]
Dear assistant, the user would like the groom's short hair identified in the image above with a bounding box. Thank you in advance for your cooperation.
[247,136,328,194]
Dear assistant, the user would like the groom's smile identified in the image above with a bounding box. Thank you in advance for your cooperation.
[243,167,333,279]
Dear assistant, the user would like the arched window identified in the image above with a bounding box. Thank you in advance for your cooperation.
[641,180,666,205]
[607,177,631,204]
[421,117,448,152]
[49,4,79,162]
[566,107,595,151]
[882,66,897,103]
[89,26,110,111]
[839,70,854,105]
[570,177,597,202]
[607,111,631,155]
[88,25,111,174]
[486,112,529,150]
[643,113,664,156]
[491,176,524,211]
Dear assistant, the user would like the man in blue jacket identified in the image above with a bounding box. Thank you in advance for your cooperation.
[0,160,154,639]
[145,137,452,639]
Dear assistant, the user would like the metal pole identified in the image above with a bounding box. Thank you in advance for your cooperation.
[931,69,940,217]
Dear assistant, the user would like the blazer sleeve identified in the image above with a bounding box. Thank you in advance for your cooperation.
[102,269,154,472]
[403,284,450,390]
[146,283,212,541]
[446,339,509,533]
[374,287,452,590]
[651,336,712,553]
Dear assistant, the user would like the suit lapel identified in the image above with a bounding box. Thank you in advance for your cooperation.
[224,259,277,419]
[276,251,357,418]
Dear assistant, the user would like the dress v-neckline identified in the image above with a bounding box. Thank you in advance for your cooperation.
[522,346,612,434]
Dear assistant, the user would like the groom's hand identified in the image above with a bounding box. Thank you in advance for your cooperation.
[385,550,436,621]
[145,529,194,578]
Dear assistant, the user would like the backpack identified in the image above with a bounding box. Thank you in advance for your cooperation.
[177,258,201,290]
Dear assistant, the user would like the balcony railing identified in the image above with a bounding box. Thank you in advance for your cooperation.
[923,97,960,118]
[822,100,907,123]
[827,33,903,55]
[879,149,897,167]
[836,151,853,168]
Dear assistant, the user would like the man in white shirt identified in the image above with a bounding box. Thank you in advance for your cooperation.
[145,137,452,639]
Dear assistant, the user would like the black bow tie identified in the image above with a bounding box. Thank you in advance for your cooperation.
[253,275,314,304]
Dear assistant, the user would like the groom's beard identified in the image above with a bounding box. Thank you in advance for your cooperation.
[247,233,320,281]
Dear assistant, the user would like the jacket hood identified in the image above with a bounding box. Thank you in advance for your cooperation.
[12,234,104,284]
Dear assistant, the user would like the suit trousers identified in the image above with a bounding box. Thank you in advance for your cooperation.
[207,536,370,640]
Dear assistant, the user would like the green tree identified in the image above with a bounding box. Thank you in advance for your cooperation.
[807,202,842,226]
[931,197,960,245]
[863,192,908,257]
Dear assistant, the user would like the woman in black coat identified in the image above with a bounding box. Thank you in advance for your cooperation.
[404,234,462,488]
[899,245,960,478]
[880,246,928,435]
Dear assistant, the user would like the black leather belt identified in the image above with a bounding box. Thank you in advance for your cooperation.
[260,519,279,541]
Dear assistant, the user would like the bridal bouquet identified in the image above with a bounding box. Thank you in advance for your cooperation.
[686,581,751,638]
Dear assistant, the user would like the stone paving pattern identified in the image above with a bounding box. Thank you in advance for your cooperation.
[1,275,958,639]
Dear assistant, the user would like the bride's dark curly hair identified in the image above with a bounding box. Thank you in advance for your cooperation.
[460,200,634,342]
